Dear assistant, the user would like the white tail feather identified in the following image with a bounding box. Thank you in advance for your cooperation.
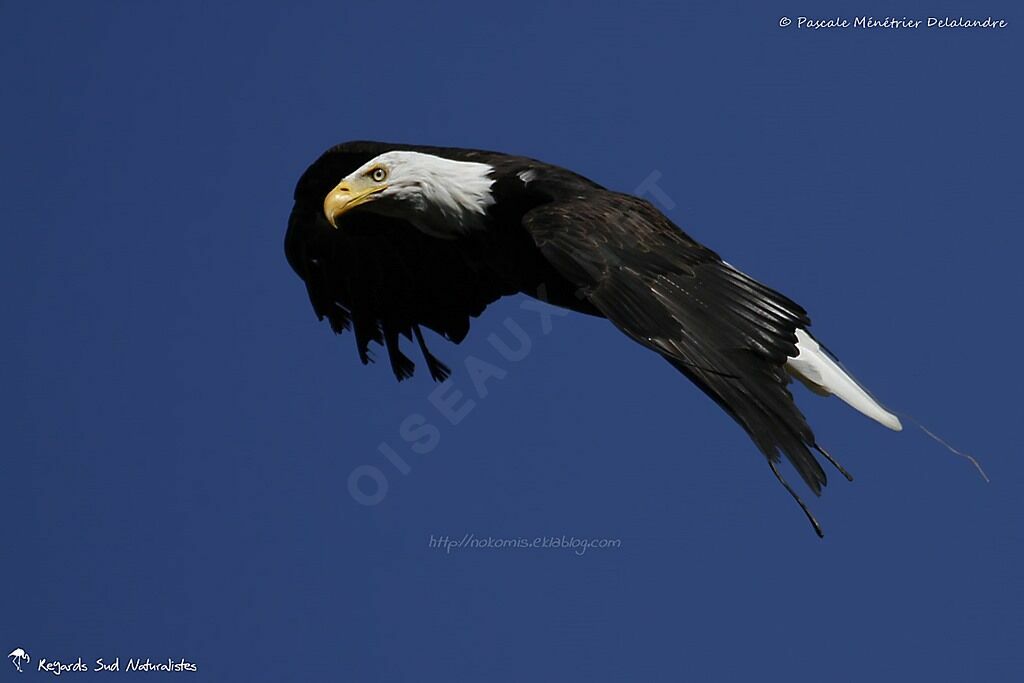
[786,329,902,431]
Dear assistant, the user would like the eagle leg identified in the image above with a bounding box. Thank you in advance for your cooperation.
[384,327,415,381]
[768,458,824,538]
[413,325,451,382]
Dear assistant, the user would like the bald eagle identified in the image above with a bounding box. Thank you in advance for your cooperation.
[286,140,902,536]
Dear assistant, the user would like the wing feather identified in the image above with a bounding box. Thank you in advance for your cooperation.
[523,193,827,493]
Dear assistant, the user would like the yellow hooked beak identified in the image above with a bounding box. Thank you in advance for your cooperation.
[323,179,387,228]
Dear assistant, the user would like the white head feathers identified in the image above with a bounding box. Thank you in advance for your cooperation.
[343,151,496,238]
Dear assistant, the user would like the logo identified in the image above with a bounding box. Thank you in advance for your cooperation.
[8,648,30,673]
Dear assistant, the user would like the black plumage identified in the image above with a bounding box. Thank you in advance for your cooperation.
[286,140,855,535]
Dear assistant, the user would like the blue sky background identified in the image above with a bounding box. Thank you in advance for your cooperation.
[2,1,1021,680]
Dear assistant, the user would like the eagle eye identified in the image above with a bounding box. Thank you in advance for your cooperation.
[371,167,387,182]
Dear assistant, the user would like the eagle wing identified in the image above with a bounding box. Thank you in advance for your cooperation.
[286,142,518,380]
[522,193,830,500]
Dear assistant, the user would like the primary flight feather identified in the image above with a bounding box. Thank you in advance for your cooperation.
[285,140,902,536]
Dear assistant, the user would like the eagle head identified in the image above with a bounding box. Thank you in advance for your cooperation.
[323,151,495,237]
